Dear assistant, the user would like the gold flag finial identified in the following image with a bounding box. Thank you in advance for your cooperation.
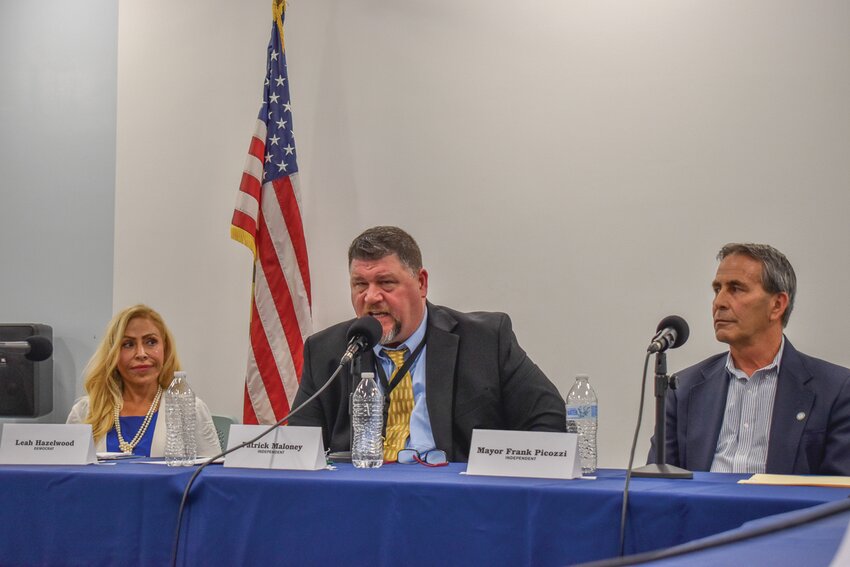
[273,0,286,51]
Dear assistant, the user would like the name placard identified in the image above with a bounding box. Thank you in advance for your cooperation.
[0,424,96,465]
[466,429,582,480]
[223,425,326,471]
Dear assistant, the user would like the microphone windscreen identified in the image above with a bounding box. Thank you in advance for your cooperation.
[656,315,690,349]
[25,336,53,362]
[346,316,383,349]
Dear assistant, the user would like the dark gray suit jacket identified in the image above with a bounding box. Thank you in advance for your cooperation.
[289,303,566,462]
[649,339,850,474]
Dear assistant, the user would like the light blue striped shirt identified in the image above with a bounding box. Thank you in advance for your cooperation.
[711,337,785,473]
[371,309,437,453]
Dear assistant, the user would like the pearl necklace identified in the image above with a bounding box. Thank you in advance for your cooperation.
[114,386,162,454]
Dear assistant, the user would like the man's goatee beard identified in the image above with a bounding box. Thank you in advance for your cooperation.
[379,320,402,346]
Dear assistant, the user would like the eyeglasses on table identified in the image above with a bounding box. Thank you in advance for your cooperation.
[396,448,448,467]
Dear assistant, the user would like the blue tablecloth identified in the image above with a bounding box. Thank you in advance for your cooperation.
[0,461,193,566]
[1,462,848,566]
[643,499,850,566]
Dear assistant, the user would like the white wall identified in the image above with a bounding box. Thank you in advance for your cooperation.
[0,0,117,422]
[114,0,850,468]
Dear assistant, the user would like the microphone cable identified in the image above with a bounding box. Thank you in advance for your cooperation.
[605,340,850,566]
[579,491,850,567]
[168,362,345,567]
[618,351,653,557]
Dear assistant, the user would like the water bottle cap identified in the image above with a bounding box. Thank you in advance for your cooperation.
[361,372,375,379]
[173,371,187,379]
[575,374,590,381]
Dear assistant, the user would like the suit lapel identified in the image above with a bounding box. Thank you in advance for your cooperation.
[687,357,729,469]
[766,341,814,473]
[424,304,459,459]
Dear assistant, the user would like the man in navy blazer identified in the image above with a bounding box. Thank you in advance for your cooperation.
[650,243,850,475]
[289,226,566,462]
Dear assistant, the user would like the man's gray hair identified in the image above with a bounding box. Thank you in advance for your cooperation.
[348,226,423,273]
[717,243,796,327]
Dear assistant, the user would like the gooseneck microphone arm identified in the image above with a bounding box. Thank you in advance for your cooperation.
[170,364,346,567]
[170,316,383,567]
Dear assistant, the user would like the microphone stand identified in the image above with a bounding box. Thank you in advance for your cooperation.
[631,351,693,479]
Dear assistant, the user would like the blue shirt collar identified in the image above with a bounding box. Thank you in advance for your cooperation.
[725,335,785,380]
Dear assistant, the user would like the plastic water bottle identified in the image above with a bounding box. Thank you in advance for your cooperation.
[164,371,197,466]
[566,374,598,476]
[351,371,384,468]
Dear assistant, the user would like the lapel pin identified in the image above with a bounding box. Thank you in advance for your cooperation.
[796,412,806,421]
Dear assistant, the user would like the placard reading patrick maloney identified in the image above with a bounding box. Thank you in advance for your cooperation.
[224,425,325,471]
[466,429,583,480]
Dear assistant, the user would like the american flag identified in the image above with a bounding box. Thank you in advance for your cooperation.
[231,0,312,425]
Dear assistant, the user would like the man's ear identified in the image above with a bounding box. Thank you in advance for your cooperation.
[770,292,790,324]
[418,268,429,298]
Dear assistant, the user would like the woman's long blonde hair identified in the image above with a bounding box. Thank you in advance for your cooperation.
[83,305,181,441]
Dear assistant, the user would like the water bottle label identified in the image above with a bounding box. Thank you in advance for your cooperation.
[566,405,597,419]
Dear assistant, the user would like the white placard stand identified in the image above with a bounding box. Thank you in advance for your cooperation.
[466,429,583,480]
[223,425,326,470]
[0,424,96,465]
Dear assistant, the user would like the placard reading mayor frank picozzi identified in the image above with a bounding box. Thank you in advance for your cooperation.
[466,429,582,480]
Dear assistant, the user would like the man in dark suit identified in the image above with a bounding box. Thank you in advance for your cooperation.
[650,243,850,474]
[289,226,566,462]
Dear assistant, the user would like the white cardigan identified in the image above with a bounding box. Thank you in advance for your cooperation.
[66,394,222,457]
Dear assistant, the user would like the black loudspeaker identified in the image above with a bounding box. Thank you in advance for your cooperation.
[0,324,53,417]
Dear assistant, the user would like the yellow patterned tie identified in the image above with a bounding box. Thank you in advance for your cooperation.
[384,348,414,461]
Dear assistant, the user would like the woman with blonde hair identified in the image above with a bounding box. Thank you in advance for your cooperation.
[67,304,220,457]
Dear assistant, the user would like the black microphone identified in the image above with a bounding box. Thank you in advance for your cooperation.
[647,316,689,354]
[340,316,383,365]
[0,336,54,361]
